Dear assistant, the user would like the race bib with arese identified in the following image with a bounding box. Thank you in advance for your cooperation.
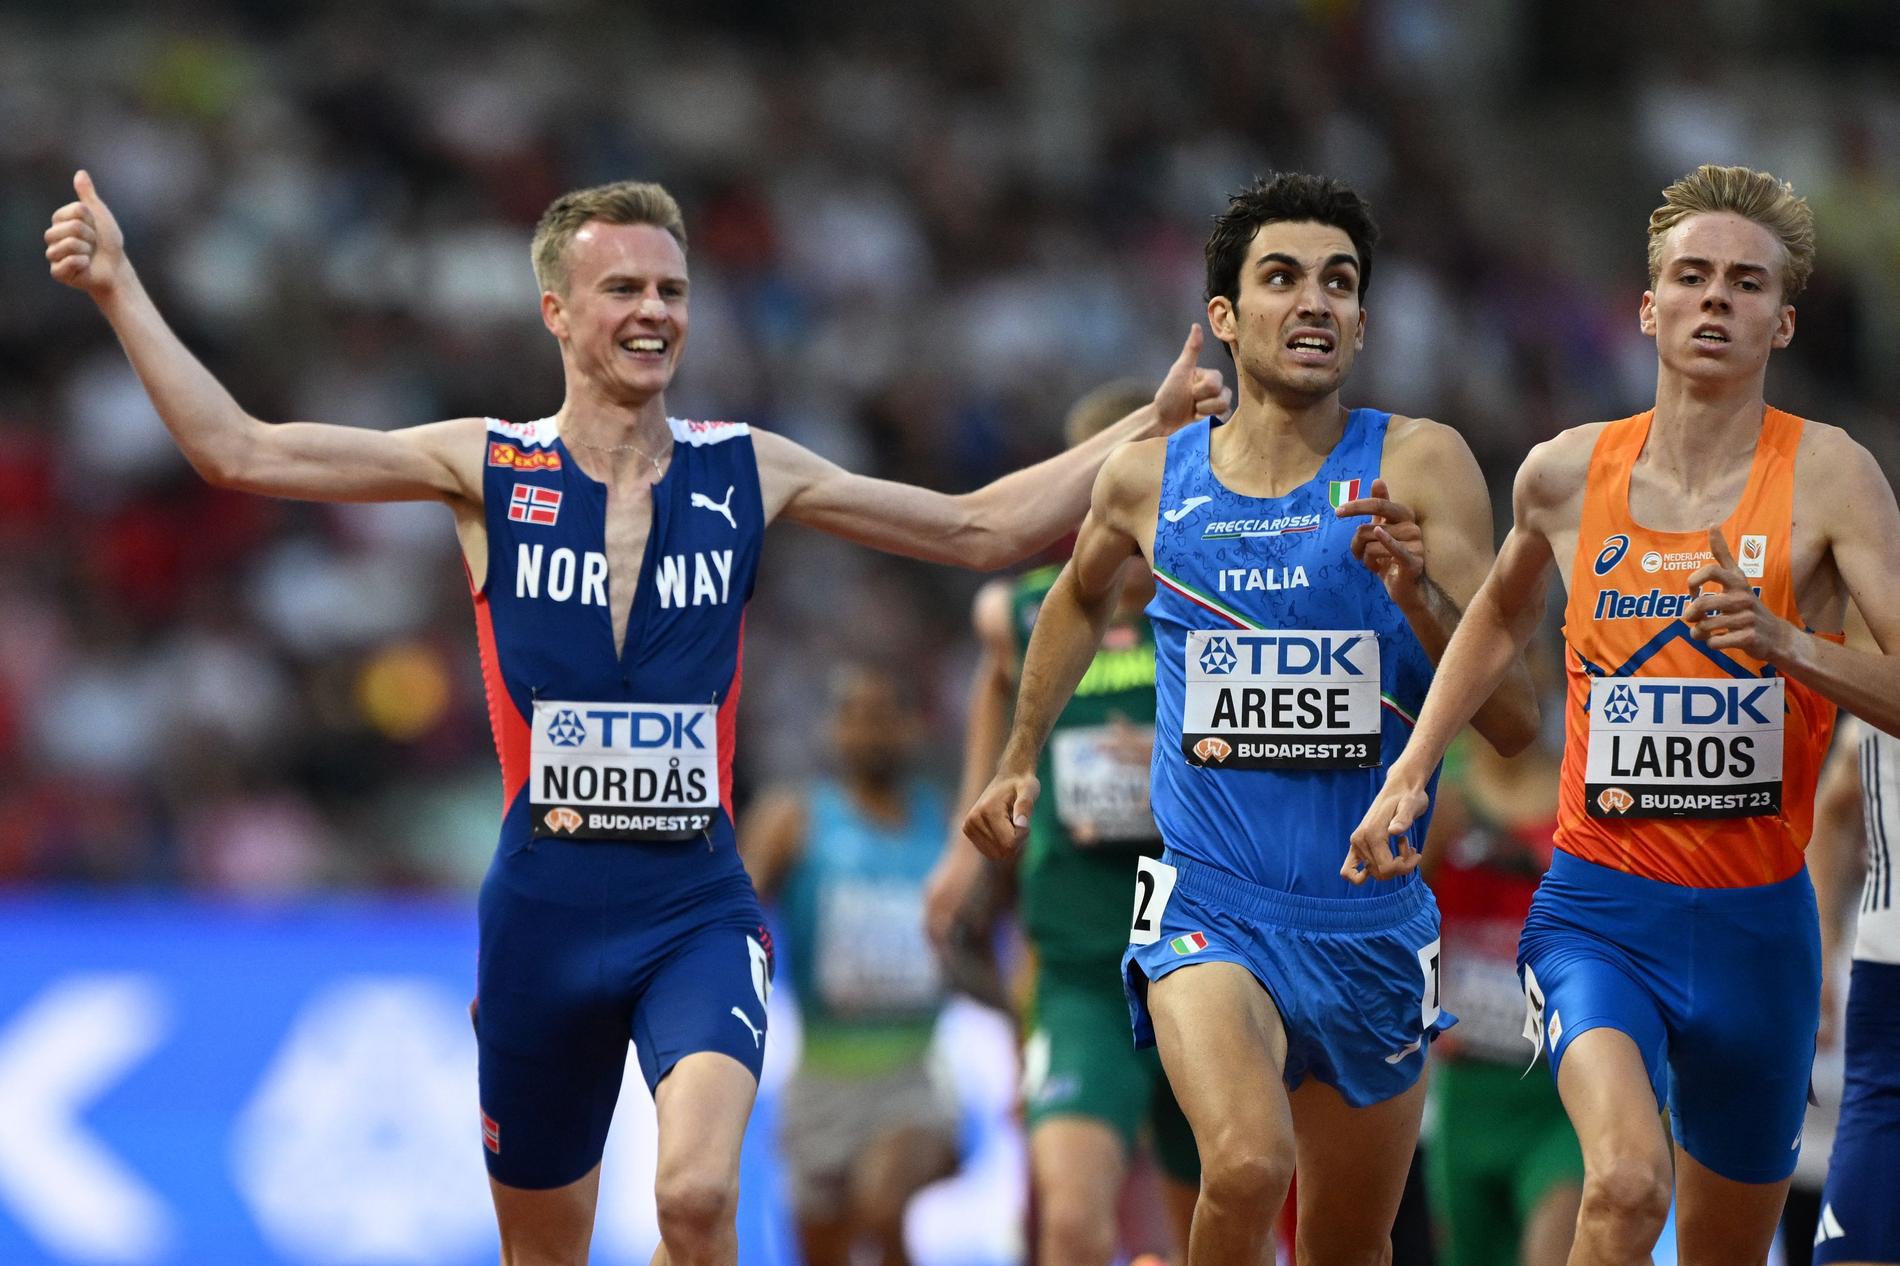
[1181,629,1381,769]
[530,699,720,840]
[1584,675,1783,818]
[1050,724,1160,844]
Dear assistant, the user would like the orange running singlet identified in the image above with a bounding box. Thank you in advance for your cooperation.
[1557,407,1839,887]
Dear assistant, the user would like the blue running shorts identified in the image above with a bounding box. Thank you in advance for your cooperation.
[1814,959,1900,1263]
[473,841,773,1190]
[1517,849,1821,1185]
[1121,851,1454,1107]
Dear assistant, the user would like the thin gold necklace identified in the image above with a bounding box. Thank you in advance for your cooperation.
[565,432,669,477]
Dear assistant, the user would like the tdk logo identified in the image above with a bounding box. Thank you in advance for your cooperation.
[1601,682,1776,726]
[1200,637,1239,675]
[548,709,588,746]
[577,708,709,749]
[1230,634,1366,676]
[1594,534,1631,576]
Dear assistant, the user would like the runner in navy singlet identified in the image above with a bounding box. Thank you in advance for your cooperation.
[45,172,1231,1266]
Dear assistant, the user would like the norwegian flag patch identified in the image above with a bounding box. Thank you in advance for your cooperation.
[508,483,562,526]
[482,1110,501,1153]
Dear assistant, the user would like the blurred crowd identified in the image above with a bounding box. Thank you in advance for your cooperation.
[2,0,1898,895]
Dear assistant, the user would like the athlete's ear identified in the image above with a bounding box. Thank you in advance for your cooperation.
[541,289,568,341]
[1638,291,1657,339]
[1772,303,1795,350]
[1354,306,1366,350]
[1207,295,1238,350]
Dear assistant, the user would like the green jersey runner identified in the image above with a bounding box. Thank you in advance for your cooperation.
[1009,563,1199,1181]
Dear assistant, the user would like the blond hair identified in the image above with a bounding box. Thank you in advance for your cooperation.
[530,181,688,294]
[1647,164,1814,300]
[1063,380,1154,448]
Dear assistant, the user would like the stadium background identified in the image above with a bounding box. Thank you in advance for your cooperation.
[1,1,1898,1263]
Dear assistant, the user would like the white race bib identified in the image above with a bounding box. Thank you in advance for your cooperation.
[1181,629,1381,769]
[1050,725,1159,845]
[814,880,941,1015]
[1584,676,1783,819]
[530,699,720,840]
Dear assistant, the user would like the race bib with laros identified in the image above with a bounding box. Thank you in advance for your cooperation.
[530,699,720,840]
[1050,724,1160,845]
[1584,675,1784,819]
[1181,629,1381,769]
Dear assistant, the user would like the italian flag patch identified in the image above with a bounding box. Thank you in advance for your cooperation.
[1327,479,1361,509]
[1169,932,1208,956]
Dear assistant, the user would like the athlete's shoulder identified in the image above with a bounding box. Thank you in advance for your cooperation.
[1378,413,1477,469]
[669,417,752,447]
[1098,433,1168,495]
[1519,423,1607,491]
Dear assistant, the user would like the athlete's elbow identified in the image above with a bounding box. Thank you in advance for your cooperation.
[1479,699,1540,758]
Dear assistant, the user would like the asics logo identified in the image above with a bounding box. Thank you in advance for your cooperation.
[692,485,737,528]
[1163,496,1212,524]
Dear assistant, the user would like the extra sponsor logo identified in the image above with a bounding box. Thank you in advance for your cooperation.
[1593,533,1630,575]
[487,441,562,470]
[1641,551,1662,573]
[542,807,583,834]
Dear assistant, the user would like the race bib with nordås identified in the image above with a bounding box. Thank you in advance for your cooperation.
[530,699,720,840]
[1585,676,1784,819]
[1180,629,1381,769]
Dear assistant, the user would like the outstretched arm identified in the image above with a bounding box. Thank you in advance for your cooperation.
[962,444,1152,858]
[46,171,480,505]
[925,580,1018,949]
[755,327,1229,571]
[1343,441,1565,883]
[1335,419,1539,756]
[737,787,808,902]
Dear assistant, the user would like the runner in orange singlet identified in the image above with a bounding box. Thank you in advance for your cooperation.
[1347,164,1900,1265]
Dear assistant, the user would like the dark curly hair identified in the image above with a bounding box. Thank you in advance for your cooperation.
[1204,173,1379,304]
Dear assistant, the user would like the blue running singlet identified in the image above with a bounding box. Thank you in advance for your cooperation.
[470,416,776,1189]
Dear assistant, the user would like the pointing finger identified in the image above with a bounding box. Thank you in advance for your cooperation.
[1708,526,1738,573]
[1333,496,1408,522]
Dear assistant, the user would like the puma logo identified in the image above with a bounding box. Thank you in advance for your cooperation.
[730,1005,763,1049]
[1163,495,1212,523]
[692,485,736,529]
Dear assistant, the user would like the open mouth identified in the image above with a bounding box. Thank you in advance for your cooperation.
[620,336,668,356]
[1692,325,1729,345]
[1286,329,1336,358]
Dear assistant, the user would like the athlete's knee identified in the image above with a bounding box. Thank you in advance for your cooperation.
[1198,1135,1294,1213]
[1578,1152,1671,1239]
[1037,1187,1117,1266]
[654,1165,738,1247]
[1295,1227,1393,1266]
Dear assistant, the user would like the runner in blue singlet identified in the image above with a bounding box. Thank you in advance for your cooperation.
[45,172,1232,1266]
[964,173,1538,1266]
